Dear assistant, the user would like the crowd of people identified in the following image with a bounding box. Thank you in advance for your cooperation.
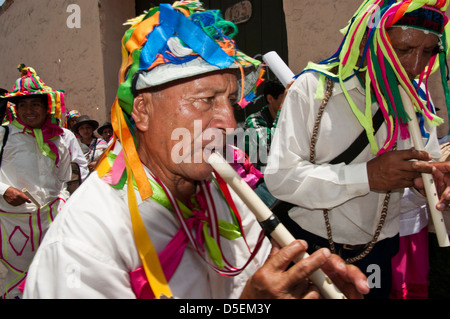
[0,0,450,300]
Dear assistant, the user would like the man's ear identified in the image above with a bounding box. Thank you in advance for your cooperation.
[132,93,151,132]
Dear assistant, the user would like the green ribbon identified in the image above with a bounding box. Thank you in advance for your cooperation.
[148,178,242,268]
[11,119,56,163]
[439,34,450,134]
[105,149,242,267]
[106,154,243,268]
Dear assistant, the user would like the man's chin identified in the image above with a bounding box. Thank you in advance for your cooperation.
[183,163,215,182]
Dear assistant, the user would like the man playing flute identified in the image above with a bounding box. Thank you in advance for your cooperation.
[23,1,368,299]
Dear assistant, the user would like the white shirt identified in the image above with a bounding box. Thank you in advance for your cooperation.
[265,72,441,245]
[24,168,271,299]
[399,188,428,237]
[78,137,108,164]
[62,128,89,181]
[0,125,71,211]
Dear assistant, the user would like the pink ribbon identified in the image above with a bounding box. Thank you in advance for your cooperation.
[228,146,263,189]
[130,208,209,299]
[16,116,64,166]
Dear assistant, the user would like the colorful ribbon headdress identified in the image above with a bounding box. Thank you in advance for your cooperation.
[0,65,66,165]
[96,0,264,299]
[64,109,80,128]
[99,0,264,200]
[300,0,450,155]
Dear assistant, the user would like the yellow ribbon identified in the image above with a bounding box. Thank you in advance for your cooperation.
[100,100,172,299]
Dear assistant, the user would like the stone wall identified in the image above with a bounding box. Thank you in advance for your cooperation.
[0,0,134,125]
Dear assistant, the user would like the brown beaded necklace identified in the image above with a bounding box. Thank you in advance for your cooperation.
[309,77,391,264]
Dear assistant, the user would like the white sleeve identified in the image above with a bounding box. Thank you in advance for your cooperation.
[0,182,10,196]
[24,175,138,299]
[265,83,370,210]
[0,126,10,196]
[63,129,89,181]
[23,237,136,299]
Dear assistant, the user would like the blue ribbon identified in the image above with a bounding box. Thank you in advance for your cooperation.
[414,81,433,140]
[139,4,235,71]
[139,26,170,71]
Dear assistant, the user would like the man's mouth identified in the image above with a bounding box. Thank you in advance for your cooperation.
[23,114,38,120]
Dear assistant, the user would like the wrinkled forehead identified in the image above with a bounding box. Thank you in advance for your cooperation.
[187,70,239,91]
[139,69,239,96]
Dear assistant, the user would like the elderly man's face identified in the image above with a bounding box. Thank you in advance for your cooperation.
[16,97,48,129]
[134,70,238,182]
[388,27,440,81]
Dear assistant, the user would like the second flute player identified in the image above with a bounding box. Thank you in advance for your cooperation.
[265,0,450,299]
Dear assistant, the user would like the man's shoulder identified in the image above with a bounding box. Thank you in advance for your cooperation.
[59,173,130,228]
[0,126,9,158]
[0,125,20,146]
[0,125,8,138]
[62,128,76,139]
[0,124,14,134]
[286,71,323,97]
[295,70,321,82]
[96,139,109,147]
[68,172,124,200]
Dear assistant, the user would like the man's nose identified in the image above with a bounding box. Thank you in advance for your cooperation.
[20,103,33,112]
[213,100,237,132]
[404,51,428,80]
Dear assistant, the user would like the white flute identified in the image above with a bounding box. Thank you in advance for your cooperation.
[22,188,42,209]
[398,86,450,247]
[207,152,347,299]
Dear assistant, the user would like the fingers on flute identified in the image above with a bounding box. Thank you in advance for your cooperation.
[282,244,331,299]
[437,188,450,211]
[321,254,369,298]
[267,240,309,271]
[301,286,321,299]
[411,162,434,175]
[266,240,329,283]
[241,240,313,299]
[285,246,331,281]
[406,148,432,162]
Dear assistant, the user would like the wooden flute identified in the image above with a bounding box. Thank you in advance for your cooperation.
[207,152,347,299]
[398,85,450,247]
